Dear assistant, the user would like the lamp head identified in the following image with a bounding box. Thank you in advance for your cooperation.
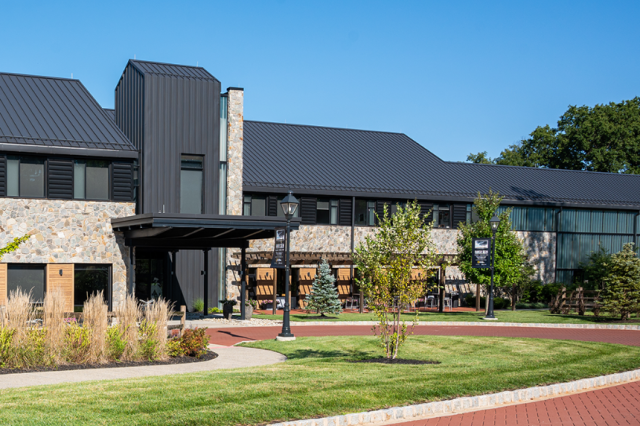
[490,215,500,233]
[280,191,299,220]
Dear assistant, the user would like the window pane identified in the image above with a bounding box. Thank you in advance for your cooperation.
[218,163,227,214]
[367,201,376,225]
[244,195,251,216]
[181,155,203,170]
[86,165,109,200]
[7,158,18,197]
[8,264,45,302]
[180,169,203,214]
[74,161,86,199]
[251,196,266,216]
[74,264,110,307]
[317,201,329,210]
[438,205,451,228]
[19,160,44,197]
[330,200,338,225]
[355,200,367,225]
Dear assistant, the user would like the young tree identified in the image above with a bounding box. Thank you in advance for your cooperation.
[354,201,436,359]
[601,243,640,320]
[456,191,528,310]
[306,259,342,317]
[579,245,613,290]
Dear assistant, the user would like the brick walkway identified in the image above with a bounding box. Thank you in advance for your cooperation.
[205,324,640,426]
[205,324,640,347]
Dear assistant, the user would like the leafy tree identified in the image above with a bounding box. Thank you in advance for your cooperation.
[354,201,436,359]
[467,98,640,173]
[466,151,494,164]
[306,259,342,317]
[456,191,528,310]
[601,243,640,320]
[579,245,612,290]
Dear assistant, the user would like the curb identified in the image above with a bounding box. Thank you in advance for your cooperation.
[269,369,640,426]
[288,321,640,330]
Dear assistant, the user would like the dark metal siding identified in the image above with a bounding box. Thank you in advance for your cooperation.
[0,156,6,197]
[376,200,390,222]
[452,204,467,228]
[267,195,278,216]
[300,197,317,224]
[339,198,352,226]
[47,159,73,199]
[173,249,220,310]
[112,162,134,201]
[418,200,433,224]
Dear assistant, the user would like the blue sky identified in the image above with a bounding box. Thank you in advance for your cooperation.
[2,1,639,161]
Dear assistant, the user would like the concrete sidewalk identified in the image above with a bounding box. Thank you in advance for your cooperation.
[0,346,286,389]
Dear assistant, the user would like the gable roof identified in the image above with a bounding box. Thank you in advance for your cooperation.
[243,120,640,209]
[0,72,137,158]
[128,59,218,81]
[103,108,115,121]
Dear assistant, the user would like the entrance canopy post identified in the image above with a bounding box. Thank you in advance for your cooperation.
[240,246,247,320]
[203,249,210,316]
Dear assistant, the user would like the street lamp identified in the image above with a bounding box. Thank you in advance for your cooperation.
[485,215,500,320]
[277,191,299,341]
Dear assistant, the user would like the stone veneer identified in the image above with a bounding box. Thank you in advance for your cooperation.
[0,199,135,307]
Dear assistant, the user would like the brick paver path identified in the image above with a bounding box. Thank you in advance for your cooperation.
[206,324,640,426]
[205,324,640,347]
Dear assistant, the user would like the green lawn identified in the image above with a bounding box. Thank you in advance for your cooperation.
[254,309,638,324]
[1,335,639,425]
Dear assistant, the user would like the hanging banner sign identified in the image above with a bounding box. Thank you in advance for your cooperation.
[472,238,491,269]
[270,227,287,269]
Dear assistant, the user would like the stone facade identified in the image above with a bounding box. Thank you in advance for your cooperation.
[0,199,135,307]
[517,231,556,284]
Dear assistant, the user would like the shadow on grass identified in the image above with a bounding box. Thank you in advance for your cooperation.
[284,348,373,361]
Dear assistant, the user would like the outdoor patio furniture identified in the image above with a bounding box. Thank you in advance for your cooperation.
[345,295,359,310]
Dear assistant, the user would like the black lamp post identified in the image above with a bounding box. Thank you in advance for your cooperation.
[485,215,500,320]
[277,191,299,341]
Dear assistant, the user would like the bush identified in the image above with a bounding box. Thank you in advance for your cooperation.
[0,328,14,367]
[138,321,160,361]
[464,295,486,308]
[63,323,92,364]
[168,328,209,358]
[540,283,563,303]
[192,298,204,313]
[493,297,511,310]
[106,326,127,361]
[208,307,222,314]
[515,302,548,309]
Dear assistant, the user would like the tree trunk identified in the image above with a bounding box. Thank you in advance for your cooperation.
[476,283,481,311]
[512,284,516,311]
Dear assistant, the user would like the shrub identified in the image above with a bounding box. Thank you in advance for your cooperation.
[63,323,92,364]
[106,326,127,361]
[515,302,548,309]
[540,283,563,303]
[493,297,511,310]
[192,298,204,313]
[465,295,486,308]
[168,328,209,358]
[114,294,141,360]
[83,291,108,364]
[138,321,160,361]
[143,298,172,359]
[0,328,14,367]
[44,289,66,363]
[208,307,222,314]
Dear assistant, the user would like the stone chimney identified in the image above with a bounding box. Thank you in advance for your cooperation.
[226,87,244,216]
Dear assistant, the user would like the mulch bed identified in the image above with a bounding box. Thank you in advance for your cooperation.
[0,350,218,375]
[350,358,440,365]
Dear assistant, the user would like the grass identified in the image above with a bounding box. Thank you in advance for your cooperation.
[254,309,639,324]
[0,335,639,425]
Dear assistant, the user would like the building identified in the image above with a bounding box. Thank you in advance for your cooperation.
[0,60,638,311]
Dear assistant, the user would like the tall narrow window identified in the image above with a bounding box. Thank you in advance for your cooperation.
[243,195,252,216]
[433,204,451,228]
[7,156,45,198]
[367,201,376,225]
[330,199,338,225]
[74,160,109,200]
[180,155,203,214]
[355,199,376,226]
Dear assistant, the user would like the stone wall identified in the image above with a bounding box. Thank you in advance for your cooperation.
[0,199,135,307]
[517,231,556,283]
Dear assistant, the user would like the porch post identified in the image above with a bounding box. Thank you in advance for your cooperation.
[438,265,445,313]
[203,249,210,316]
[128,245,135,296]
[240,245,247,320]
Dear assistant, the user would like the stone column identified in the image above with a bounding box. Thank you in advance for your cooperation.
[225,87,244,299]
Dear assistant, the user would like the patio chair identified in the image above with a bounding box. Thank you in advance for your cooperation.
[345,295,359,310]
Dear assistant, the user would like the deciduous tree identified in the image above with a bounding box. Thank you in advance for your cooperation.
[601,243,640,320]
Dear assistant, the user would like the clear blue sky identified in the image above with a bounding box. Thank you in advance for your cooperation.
[2,1,639,161]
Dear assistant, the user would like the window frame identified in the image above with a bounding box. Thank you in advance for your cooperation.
[7,155,46,199]
[433,204,452,229]
[355,199,377,226]
[73,159,111,201]
[180,154,205,214]
[74,263,112,311]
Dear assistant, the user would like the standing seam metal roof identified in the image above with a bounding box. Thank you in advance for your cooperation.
[243,120,640,208]
[0,73,136,152]
[128,60,219,81]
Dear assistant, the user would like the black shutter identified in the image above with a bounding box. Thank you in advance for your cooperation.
[112,162,134,201]
[452,204,467,228]
[267,196,278,216]
[47,159,73,199]
[417,200,434,224]
[338,198,352,226]
[300,197,317,224]
[376,200,391,224]
[0,156,6,197]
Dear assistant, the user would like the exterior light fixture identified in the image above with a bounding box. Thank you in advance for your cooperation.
[277,191,299,341]
[490,215,500,232]
[485,215,501,320]
[280,191,299,220]
[59,269,63,276]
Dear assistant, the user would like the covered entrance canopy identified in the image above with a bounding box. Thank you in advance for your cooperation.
[111,213,301,316]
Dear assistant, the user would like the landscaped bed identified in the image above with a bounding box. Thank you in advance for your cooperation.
[254,309,640,324]
[0,335,639,425]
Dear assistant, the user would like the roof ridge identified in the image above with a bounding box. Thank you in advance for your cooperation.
[129,59,205,70]
[449,161,640,177]
[0,72,78,82]
[244,119,409,136]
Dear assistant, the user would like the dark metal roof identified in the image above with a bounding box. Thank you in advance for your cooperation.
[128,60,219,82]
[0,72,137,157]
[243,120,640,209]
[103,108,115,121]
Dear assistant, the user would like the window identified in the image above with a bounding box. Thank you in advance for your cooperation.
[180,155,203,214]
[74,264,111,309]
[317,199,338,225]
[7,156,45,198]
[7,264,46,302]
[243,194,266,216]
[466,204,479,224]
[433,204,451,228]
[355,199,376,226]
[74,160,109,200]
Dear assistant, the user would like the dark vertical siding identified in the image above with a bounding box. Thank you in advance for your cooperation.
[300,197,317,224]
[376,200,391,222]
[47,159,73,199]
[112,162,134,201]
[339,198,352,226]
[267,195,278,216]
[0,155,7,197]
[173,249,220,310]
[418,200,434,224]
[452,204,467,228]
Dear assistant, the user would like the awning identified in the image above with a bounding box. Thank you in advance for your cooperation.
[111,213,301,250]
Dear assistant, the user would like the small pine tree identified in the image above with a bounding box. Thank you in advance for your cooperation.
[601,243,640,320]
[306,259,342,316]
